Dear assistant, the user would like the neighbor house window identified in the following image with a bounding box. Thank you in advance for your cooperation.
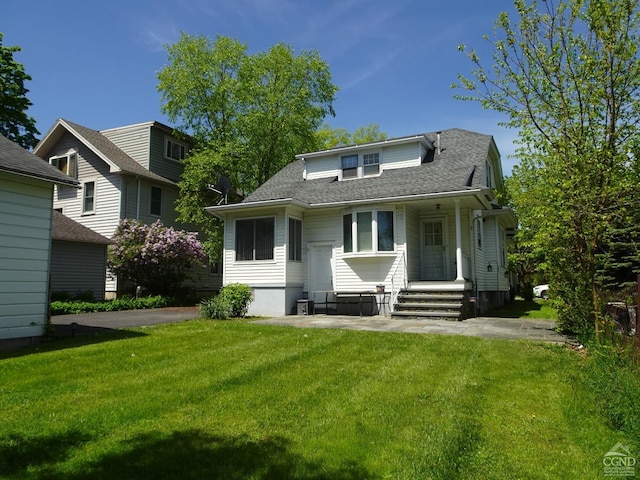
[82,181,95,214]
[341,154,358,179]
[165,139,187,161]
[288,217,302,261]
[150,186,162,216]
[343,210,394,253]
[49,152,77,177]
[363,153,380,176]
[236,217,275,261]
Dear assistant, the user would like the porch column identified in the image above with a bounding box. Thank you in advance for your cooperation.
[455,200,464,281]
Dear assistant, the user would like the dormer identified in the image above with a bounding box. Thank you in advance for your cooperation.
[297,134,434,181]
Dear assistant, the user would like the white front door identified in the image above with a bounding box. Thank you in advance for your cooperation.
[421,219,447,280]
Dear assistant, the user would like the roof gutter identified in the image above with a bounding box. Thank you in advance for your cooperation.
[0,166,79,188]
[205,189,494,218]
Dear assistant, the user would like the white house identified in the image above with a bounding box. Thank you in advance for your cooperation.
[0,134,78,349]
[33,119,221,299]
[206,128,517,319]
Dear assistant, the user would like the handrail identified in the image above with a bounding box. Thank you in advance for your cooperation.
[390,251,407,313]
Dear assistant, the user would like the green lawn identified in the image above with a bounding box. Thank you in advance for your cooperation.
[0,319,625,479]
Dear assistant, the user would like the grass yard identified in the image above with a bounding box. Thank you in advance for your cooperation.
[0,319,627,479]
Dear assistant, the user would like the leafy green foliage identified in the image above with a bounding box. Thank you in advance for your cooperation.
[0,33,39,149]
[157,34,337,258]
[455,0,640,341]
[107,219,207,296]
[50,296,169,315]
[315,122,388,149]
[200,283,252,319]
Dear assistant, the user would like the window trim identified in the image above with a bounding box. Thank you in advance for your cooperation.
[234,216,276,262]
[288,216,303,262]
[49,151,77,177]
[150,185,163,217]
[343,208,395,255]
[339,150,382,180]
[165,138,187,161]
[82,179,96,215]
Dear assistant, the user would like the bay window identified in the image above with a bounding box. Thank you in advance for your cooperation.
[343,210,394,253]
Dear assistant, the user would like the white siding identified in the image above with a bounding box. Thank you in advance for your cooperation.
[0,172,53,340]
[224,211,286,286]
[50,241,107,300]
[380,142,422,171]
[305,154,339,180]
[51,133,122,239]
[304,142,422,180]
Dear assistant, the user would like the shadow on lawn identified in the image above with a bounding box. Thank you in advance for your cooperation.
[1,429,379,480]
[486,298,547,319]
[0,328,147,360]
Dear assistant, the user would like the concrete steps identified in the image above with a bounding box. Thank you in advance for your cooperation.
[392,289,467,321]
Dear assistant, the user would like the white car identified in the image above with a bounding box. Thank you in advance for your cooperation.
[533,284,549,299]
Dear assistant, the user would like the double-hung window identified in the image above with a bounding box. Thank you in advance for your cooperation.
[343,210,394,253]
[363,153,380,176]
[341,154,358,179]
[82,181,96,214]
[50,152,77,177]
[288,217,302,261]
[165,139,187,161]
[236,217,275,261]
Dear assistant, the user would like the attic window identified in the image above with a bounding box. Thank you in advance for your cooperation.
[363,153,380,176]
[165,139,186,161]
[50,152,77,177]
[341,155,358,179]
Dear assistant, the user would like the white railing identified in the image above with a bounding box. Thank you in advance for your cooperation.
[390,251,407,313]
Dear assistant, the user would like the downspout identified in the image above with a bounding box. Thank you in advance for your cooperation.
[136,177,141,220]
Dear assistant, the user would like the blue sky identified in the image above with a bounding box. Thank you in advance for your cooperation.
[4,0,520,173]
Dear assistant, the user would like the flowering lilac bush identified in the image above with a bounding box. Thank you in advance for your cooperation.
[108,219,207,296]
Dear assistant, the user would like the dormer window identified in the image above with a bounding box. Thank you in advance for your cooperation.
[341,154,358,179]
[363,153,379,176]
[340,151,381,180]
[165,138,187,161]
[49,152,77,177]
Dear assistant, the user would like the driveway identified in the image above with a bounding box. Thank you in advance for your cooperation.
[51,308,572,344]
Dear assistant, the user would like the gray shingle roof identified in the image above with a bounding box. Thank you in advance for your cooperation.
[243,128,493,205]
[0,134,79,187]
[60,120,175,185]
[51,210,112,244]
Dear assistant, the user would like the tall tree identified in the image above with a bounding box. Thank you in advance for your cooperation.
[454,0,640,340]
[157,34,337,258]
[0,33,39,149]
[315,122,387,150]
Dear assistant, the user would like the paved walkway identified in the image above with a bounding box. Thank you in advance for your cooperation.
[252,315,572,344]
[51,308,572,344]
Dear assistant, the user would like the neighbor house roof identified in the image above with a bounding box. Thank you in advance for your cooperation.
[0,134,79,187]
[51,210,112,244]
[34,119,176,186]
[209,128,498,215]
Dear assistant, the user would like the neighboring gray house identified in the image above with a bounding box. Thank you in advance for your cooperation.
[51,210,112,301]
[207,128,517,318]
[0,134,78,349]
[33,119,221,298]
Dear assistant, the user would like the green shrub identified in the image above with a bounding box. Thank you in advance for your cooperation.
[200,283,252,320]
[49,296,169,315]
[199,296,231,320]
